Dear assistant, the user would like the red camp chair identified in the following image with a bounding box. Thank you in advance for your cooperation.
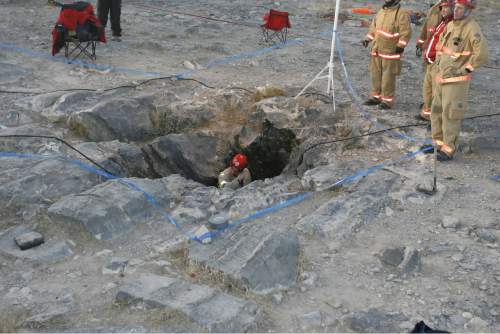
[261,9,291,44]
[51,1,106,61]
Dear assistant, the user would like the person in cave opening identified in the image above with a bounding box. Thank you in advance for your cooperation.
[218,154,251,190]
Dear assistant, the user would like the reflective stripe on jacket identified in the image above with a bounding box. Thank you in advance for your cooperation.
[435,16,489,84]
[366,5,412,59]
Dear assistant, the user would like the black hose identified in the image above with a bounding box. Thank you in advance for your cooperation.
[302,112,500,155]
[1,113,499,177]
[0,76,256,96]
[0,134,116,176]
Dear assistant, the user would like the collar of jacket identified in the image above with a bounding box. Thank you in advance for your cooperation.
[383,4,401,10]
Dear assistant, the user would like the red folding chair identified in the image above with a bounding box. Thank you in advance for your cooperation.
[261,9,291,44]
[51,1,106,61]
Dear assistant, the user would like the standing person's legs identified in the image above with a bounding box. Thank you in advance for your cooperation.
[380,58,399,108]
[365,56,382,105]
[431,82,444,149]
[97,0,111,28]
[110,0,122,37]
[440,81,470,158]
[421,62,434,119]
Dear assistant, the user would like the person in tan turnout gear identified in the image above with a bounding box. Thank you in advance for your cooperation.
[416,0,451,120]
[218,154,251,190]
[429,0,489,161]
[362,0,412,109]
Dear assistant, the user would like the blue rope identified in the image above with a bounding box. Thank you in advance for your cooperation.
[492,175,500,182]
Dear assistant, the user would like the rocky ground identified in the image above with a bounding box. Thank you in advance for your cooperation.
[0,0,499,332]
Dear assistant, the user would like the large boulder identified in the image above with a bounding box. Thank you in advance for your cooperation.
[48,175,204,240]
[67,95,157,142]
[43,91,95,123]
[143,132,230,185]
[73,141,154,178]
[189,223,300,294]
[150,100,215,135]
[116,274,260,332]
[0,156,102,218]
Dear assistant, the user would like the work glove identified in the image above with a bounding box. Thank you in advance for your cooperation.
[416,45,423,58]
[361,40,370,48]
[395,46,405,54]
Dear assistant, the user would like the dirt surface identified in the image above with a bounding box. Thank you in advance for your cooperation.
[0,0,499,332]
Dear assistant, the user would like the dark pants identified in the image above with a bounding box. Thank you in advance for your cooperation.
[97,0,121,36]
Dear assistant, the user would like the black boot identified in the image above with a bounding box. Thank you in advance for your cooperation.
[378,101,392,110]
[437,150,453,161]
[363,97,381,106]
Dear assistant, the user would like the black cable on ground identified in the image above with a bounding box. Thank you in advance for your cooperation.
[302,112,500,155]
[0,76,257,96]
[2,113,499,177]
[0,75,176,95]
[0,134,115,176]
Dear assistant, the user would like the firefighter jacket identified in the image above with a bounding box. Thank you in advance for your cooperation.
[365,5,412,61]
[218,167,251,190]
[435,16,489,84]
[417,4,441,47]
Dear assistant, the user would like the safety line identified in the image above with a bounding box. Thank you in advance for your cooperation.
[0,151,186,235]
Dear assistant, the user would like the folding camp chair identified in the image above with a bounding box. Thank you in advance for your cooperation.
[64,30,98,61]
[261,9,291,44]
[51,1,106,62]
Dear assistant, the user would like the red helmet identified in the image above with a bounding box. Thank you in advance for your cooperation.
[231,154,248,170]
[454,0,476,8]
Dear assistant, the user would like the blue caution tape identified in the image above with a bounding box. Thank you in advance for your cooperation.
[193,192,314,242]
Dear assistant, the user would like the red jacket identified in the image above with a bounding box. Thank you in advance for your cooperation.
[424,16,451,64]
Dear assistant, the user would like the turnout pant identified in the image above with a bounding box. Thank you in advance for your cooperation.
[97,0,121,36]
[369,56,401,107]
[421,62,437,119]
[431,80,470,157]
